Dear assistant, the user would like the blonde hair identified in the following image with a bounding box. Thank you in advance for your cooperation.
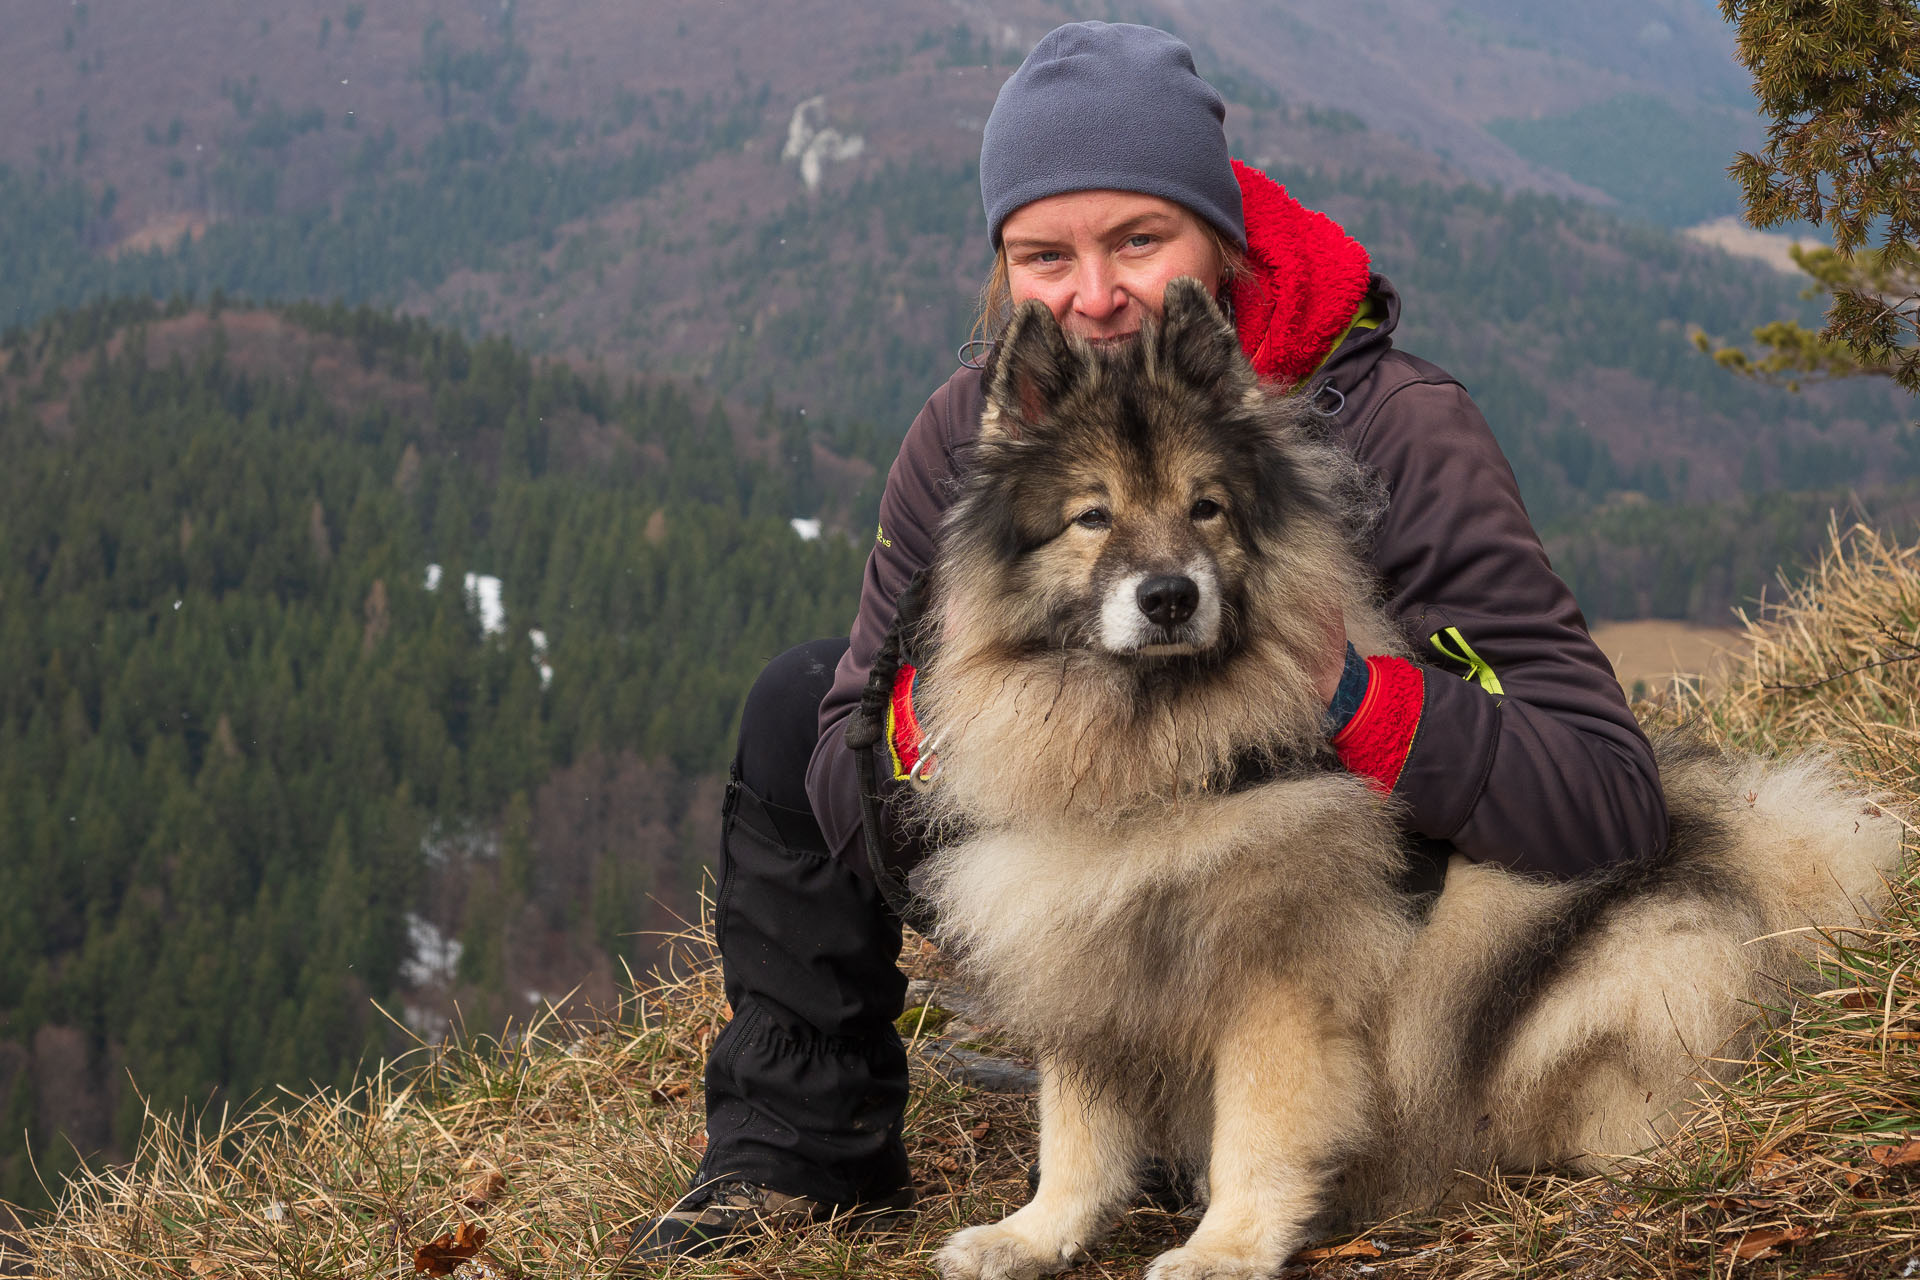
[969,219,1250,349]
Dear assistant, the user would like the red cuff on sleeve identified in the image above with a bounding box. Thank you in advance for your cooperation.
[1330,656,1424,792]
[885,663,924,782]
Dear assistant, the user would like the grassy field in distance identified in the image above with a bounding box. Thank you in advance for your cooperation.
[1590,618,1750,697]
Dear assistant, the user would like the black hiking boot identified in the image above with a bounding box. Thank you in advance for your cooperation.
[617,1179,915,1267]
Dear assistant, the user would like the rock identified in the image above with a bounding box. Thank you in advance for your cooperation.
[922,1040,1038,1094]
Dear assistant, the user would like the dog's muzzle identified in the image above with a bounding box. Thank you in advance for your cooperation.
[1101,567,1222,656]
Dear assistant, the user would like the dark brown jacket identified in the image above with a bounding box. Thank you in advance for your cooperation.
[806,275,1667,883]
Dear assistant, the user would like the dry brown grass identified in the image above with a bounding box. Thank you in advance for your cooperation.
[5,524,1917,1280]
[0,926,1049,1280]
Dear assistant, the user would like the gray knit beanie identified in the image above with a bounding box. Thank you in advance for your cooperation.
[980,22,1245,249]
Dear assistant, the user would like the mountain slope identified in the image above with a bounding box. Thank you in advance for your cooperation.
[5,0,1901,550]
[0,298,880,1206]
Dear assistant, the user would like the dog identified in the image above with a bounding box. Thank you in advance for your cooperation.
[902,280,1902,1280]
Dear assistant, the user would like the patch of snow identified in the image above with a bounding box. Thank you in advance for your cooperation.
[464,572,505,637]
[419,819,499,866]
[425,566,508,635]
[790,517,823,541]
[525,989,543,1006]
[401,912,463,987]
[1902,1257,1918,1278]
[782,96,864,191]
[263,1200,289,1224]
[527,629,554,689]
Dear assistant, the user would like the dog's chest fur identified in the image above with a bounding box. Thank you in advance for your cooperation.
[918,774,1414,1083]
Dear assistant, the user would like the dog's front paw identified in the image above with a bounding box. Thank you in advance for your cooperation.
[932,1218,1083,1280]
[1143,1243,1273,1280]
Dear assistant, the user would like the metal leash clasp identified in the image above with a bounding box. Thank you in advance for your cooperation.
[908,733,944,790]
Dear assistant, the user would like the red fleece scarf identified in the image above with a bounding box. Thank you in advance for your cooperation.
[1226,166,1427,796]
[1226,161,1373,387]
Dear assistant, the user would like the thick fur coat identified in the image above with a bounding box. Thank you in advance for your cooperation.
[912,281,1902,1280]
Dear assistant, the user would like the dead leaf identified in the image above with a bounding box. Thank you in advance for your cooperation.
[969,1121,991,1141]
[934,1155,959,1172]
[1842,991,1874,1009]
[1294,1240,1383,1261]
[187,1254,221,1277]
[1752,1149,1795,1182]
[1721,1225,1810,1262]
[689,1130,708,1153]
[413,1222,486,1275]
[1869,1139,1920,1169]
[462,1167,507,1209]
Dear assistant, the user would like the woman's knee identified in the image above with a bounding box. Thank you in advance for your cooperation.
[735,637,849,810]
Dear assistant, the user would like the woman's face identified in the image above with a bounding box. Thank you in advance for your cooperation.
[1001,190,1224,345]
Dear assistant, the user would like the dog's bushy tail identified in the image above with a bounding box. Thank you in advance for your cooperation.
[1360,734,1904,1215]
[1656,732,1904,977]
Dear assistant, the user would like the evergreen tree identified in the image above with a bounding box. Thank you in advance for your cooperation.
[1703,0,1920,393]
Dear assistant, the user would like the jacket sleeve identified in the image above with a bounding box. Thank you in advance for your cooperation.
[805,375,965,878]
[1348,377,1668,878]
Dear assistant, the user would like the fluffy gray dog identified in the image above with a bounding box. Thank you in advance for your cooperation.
[907,280,1900,1280]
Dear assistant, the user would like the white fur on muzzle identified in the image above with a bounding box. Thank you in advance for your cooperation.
[1097,562,1223,657]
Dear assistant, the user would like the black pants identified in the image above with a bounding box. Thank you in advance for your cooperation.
[696,638,912,1206]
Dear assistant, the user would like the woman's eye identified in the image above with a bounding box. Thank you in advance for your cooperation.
[1074,507,1111,530]
[1125,234,1155,249]
[1190,498,1223,521]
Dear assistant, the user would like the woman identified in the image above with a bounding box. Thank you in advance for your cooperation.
[630,20,1665,1262]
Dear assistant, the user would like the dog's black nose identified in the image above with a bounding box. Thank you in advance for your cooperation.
[1137,575,1199,628]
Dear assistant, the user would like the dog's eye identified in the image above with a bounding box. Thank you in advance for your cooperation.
[1073,507,1111,530]
[1190,498,1223,521]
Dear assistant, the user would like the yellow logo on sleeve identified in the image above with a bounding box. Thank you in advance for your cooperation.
[875,523,893,548]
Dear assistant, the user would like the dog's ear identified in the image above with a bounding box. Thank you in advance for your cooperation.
[984,299,1079,439]
[1155,277,1252,395]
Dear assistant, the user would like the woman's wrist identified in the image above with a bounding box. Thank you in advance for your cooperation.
[1323,641,1369,736]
